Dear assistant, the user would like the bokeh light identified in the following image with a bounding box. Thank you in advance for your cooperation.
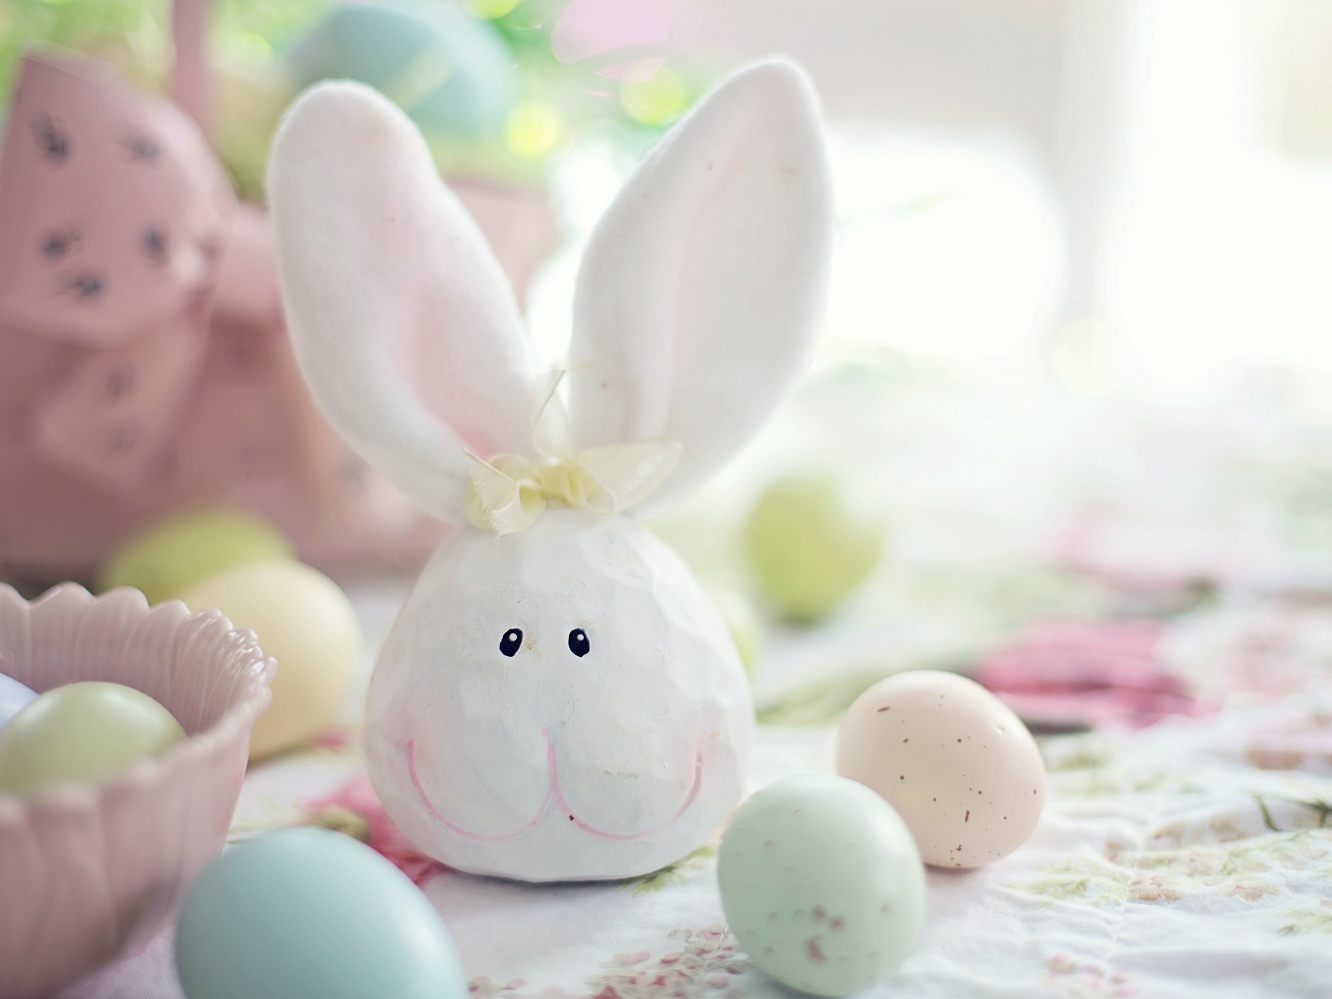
[465,0,521,19]
[619,66,686,124]
[504,99,563,158]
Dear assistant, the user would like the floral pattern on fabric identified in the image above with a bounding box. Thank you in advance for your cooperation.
[468,927,748,998]
[300,772,442,886]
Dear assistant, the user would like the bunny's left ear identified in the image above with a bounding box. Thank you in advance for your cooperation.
[566,60,832,513]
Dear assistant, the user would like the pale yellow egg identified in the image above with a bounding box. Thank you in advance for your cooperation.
[179,561,361,760]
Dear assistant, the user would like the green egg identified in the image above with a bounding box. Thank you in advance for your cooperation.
[717,774,926,997]
[743,472,885,623]
[98,509,293,605]
[0,682,185,795]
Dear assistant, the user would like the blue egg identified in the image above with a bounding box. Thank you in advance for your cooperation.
[0,672,37,729]
[175,828,465,999]
[287,2,516,139]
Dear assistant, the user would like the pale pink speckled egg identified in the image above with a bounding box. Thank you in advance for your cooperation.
[836,670,1045,868]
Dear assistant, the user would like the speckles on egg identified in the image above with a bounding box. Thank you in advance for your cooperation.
[717,774,925,997]
[836,670,1046,869]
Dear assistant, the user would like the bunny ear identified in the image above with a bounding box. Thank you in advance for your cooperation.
[566,60,832,512]
[268,82,535,521]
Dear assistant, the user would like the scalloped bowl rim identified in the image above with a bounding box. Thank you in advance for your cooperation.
[0,582,275,827]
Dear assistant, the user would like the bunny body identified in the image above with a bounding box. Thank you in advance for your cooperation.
[270,59,832,881]
[367,508,751,880]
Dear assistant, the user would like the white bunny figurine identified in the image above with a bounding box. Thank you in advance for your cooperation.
[268,60,832,882]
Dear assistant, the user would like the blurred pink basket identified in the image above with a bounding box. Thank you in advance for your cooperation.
[0,583,274,998]
[0,7,555,582]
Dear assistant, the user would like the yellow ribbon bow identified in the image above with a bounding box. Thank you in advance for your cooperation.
[464,439,683,536]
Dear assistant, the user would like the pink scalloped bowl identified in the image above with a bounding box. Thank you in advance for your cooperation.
[0,583,274,998]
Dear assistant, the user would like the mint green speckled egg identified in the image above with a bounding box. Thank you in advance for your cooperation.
[718,774,926,996]
[175,828,465,999]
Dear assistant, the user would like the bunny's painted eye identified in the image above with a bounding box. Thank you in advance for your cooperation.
[499,629,523,657]
[568,629,590,657]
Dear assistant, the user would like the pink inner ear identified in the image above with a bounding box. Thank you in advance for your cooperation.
[269,81,541,515]
[398,181,555,462]
[566,61,833,513]
[404,250,530,460]
[405,274,520,460]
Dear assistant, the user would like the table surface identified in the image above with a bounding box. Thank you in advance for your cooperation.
[60,576,1332,999]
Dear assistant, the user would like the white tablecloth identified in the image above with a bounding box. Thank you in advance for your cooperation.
[67,691,1332,998]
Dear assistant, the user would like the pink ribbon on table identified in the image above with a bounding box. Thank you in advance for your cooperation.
[0,53,284,493]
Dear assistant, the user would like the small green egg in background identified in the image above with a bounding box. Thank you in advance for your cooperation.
[743,472,885,623]
[0,681,184,795]
[717,773,926,997]
[175,827,465,999]
[98,509,293,605]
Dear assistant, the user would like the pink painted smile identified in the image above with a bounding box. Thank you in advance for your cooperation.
[405,729,704,842]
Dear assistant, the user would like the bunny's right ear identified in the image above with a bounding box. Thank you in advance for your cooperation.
[268,82,535,521]
[564,61,832,514]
